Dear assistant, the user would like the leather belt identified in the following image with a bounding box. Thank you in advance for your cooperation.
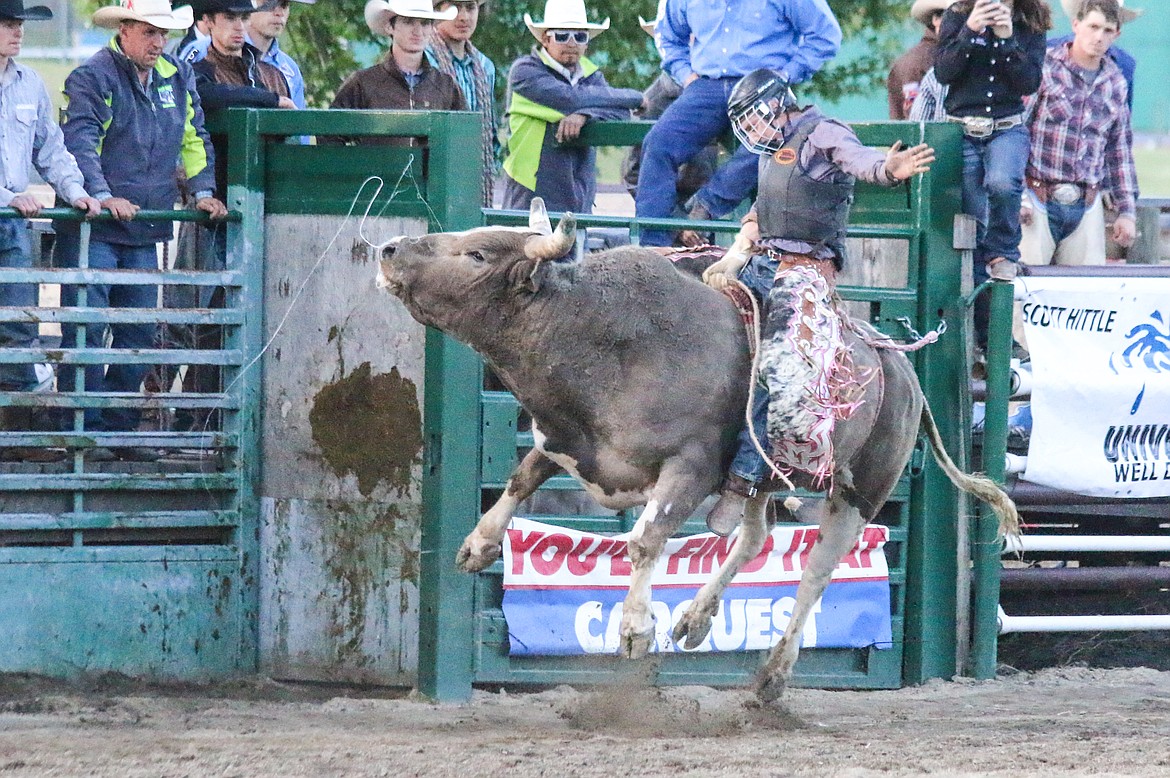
[945,112,1025,139]
[1028,178,1099,206]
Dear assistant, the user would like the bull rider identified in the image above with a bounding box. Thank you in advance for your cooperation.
[701,69,935,535]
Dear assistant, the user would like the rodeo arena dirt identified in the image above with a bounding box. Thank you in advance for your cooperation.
[1,665,1169,776]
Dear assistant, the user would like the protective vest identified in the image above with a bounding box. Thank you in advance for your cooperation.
[757,111,855,261]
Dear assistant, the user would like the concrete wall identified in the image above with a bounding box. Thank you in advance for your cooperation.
[259,214,429,685]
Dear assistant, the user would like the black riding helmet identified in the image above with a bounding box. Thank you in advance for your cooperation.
[727,68,798,155]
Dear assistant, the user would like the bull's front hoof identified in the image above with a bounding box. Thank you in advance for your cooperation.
[455,534,501,573]
[670,607,714,650]
[619,628,655,660]
[754,670,788,704]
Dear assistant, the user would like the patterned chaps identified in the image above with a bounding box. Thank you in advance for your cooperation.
[759,255,865,487]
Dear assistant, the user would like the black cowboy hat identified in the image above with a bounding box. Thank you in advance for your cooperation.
[0,0,53,21]
[195,0,258,17]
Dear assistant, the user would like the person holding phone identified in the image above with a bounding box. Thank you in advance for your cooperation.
[935,0,1050,351]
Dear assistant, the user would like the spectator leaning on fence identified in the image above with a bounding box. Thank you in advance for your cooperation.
[634,0,842,247]
[53,0,226,461]
[179,0,313,110]
[934,0,1049,350]
[501,0,643,214]
[0,0,100,462]
[1019,0,1138,268]
[425,0,499,207]
[887,0,950,120]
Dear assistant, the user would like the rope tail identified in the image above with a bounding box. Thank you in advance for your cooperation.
[920,401,1020,539]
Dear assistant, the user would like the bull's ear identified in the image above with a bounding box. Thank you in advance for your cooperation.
[524,213,576,261]
[507,259,542,294]
[529,198,552,235]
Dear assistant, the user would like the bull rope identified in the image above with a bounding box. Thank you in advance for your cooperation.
[728,278,804,513]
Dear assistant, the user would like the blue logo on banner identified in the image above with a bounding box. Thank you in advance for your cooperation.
[1110,310,1170,413]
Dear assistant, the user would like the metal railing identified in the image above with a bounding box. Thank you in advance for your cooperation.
[0,207,250,538]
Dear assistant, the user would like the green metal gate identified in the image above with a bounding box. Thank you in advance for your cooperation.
[418,121,973,700]
[0,206,263,680]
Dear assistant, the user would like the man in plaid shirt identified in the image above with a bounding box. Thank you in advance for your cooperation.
[1019,0,1138,267]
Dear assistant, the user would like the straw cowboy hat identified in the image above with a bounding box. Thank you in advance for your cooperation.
[365,0,456,36]
[910,0,951,26]
[1060,0,1142,24]
[93,0,195,30]
[0,0,53,21]
[524,0,609,43]
[639,0,666,35]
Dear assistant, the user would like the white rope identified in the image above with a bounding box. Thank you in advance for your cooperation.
[194,161,416,462]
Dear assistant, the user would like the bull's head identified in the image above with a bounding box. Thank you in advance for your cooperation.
[377,199,577,336]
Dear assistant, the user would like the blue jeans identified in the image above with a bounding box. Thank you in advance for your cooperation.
[1044,199,1089,245]
[54,232,159,431]
[961,124,1029,278]
[635,76,759,246]
[0,219,39,391]
[962,125,1028,348]
[727,253,781,483]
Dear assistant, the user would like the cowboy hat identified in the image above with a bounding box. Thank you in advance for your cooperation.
[0,0,52,21]
[638,0,666,35]
[365,0,455,36]
[524,0,609,43]
[1060,0,1142,24]
[93,0,195,30]
[910,0,951,26]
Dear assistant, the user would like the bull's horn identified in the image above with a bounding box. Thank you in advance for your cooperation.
[529,197,552,235]
[524,213,577,261]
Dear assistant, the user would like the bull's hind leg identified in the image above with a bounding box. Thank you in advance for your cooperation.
[755,474,868,702]
[671,494,770,649]
[456,448,562,573]
[620,451,717,660]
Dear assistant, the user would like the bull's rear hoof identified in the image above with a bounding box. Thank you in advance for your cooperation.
[620,629,655,660]
[671,610,713,650]
[455,538,501,573]
[754,671,787,704]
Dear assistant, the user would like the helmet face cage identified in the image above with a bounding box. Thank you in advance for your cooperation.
[731,99,786,155]
[728,70,796,155]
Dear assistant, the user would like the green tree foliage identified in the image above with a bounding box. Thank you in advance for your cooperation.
[277,0,911,107]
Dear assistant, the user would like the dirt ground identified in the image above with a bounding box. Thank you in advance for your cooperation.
[2,665,1168,777]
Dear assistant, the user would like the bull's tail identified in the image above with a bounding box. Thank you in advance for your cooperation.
[920,402,1020,539]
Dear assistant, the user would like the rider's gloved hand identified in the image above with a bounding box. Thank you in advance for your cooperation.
[703,248,750,291]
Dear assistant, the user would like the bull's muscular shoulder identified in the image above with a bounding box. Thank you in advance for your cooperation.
[548,247,745,349]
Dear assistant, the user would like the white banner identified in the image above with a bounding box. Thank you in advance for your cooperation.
[1018,276,1170,497]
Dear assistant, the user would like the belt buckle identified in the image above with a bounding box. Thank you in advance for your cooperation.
[963,116,994,139]
[1051,183,1081,205]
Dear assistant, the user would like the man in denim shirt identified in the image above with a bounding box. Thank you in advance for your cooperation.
[0,0,100,460]
[634,0,841,247]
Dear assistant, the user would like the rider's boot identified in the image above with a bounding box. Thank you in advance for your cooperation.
[704,474,758,536]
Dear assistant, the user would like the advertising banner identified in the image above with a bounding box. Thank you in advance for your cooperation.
[1018,276,1170,497]
[501,518,892,656]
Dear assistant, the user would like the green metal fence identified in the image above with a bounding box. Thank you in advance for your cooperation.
[417,120,973,700]
[0,207,262,679]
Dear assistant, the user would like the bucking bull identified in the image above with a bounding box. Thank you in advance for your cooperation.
[376,199,1018,702]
